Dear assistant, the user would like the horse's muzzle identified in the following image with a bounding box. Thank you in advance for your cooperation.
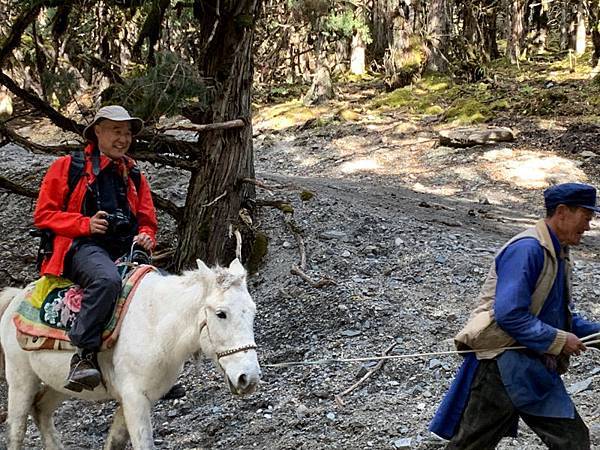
[226,369,260,396]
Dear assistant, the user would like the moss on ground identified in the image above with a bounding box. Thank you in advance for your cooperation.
[253,47,600,130]
[247,232,269,275]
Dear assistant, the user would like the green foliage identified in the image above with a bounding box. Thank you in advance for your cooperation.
[41,69,79,108]
[324,10,372,44]
[103,51,209,122]
[300,190,315,201]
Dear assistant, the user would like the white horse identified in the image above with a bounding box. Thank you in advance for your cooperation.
[0,258,260,450]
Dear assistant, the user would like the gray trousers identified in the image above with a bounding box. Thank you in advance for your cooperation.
[65,242,121,351]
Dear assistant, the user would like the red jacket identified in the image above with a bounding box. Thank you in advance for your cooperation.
[34,144,158,276]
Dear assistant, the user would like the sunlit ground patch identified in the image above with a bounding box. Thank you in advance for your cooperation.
[340,158,381,174]
[482,150,587,189]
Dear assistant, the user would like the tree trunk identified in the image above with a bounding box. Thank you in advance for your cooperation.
[304,18,335,105]
[530,0,549,54]
[561,0,577,51]
[482,0,500,60]
[174,0,261,270]
[506,0,527,63]
[590,3,600,75]
[370,0,401,62]
[462,0,479,46]
[426,0,450,72]
[351,33,366,75]
[575,0,586,55]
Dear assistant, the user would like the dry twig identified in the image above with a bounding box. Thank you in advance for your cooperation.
[335,341,399,407]
[290,265,336,288]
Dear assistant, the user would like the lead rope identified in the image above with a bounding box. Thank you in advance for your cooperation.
[266,332,600,368]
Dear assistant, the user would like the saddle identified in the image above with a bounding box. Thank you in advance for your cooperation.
[13,264,155,352]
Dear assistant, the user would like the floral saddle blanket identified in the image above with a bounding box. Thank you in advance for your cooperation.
[13,264,155,352]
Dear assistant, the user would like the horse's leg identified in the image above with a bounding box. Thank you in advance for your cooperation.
[121,392,154,449]
[103,406,130,450]
[31,386,66,450]
[6,367,39,450]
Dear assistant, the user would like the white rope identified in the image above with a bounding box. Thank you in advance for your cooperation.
[266,333,600,368]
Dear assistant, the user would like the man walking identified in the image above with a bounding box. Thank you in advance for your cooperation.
[430,182,600,449]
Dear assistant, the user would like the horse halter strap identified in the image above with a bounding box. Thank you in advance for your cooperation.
[199,317,258,361]
[216,344,257,360]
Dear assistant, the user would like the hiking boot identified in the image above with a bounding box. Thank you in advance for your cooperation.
[64,350,101,392]
[130,244,151,265]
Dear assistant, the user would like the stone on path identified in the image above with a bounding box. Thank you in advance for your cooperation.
[438,126,515,147]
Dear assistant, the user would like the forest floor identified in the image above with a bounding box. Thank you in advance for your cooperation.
[3,57,600,449]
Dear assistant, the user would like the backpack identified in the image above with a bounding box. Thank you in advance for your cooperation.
[67,150,141,201]
[33,150,142,270]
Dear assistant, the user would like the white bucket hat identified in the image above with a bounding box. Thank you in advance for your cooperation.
[83,105,144,141]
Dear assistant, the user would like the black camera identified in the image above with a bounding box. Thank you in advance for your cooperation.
[105,209,131,235]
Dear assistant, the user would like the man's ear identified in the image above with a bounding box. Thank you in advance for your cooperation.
[555,204,568,217]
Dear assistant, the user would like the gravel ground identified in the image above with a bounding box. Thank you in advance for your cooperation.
[1,108,600,449]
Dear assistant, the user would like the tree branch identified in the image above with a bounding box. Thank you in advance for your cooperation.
[0,175,37,198]
[157,118,246,132]
[0,1,46,66]
[0,173,183,221]
[152,194,183,221]
[0,126,199,171]
[0,71,83,135]
[0,125,78,155]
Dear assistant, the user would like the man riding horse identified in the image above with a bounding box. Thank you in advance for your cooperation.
[34,105,157,392]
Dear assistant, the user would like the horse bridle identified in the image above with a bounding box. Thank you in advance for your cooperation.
[198,316,258,361]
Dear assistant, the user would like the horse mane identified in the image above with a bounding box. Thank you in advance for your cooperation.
[214,266,245,290]
[178,265,245,291]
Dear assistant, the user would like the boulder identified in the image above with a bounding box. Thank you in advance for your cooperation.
[438,126,515,147]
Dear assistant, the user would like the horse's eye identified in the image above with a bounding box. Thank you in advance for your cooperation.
[216,311,227,319]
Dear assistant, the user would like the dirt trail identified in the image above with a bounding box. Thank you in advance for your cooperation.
[1,104,600,448]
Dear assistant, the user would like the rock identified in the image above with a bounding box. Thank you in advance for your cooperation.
[580,150,597,159]
[567,377,593,395]
[438,126,515,147]
[312,389,330,399]
[341,329,361,337]
[364,245,378,255]
[296,404,310,419]
[429,359,442,369]
[320,230,347,240]
[393,437,413,448]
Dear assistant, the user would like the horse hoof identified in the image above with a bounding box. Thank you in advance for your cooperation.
[63,380,84,392]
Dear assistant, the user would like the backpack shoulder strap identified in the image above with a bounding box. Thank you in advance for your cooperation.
[129,165,141,192]
[67,150,85,195]
[63,150,86,210]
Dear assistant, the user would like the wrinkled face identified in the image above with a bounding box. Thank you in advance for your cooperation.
[200,264,261,396]
[556,206,594,246]
[94,119,133,160]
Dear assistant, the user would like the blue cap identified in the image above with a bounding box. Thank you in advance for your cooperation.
[544,183,600,213]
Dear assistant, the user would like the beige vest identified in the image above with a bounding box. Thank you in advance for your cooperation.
[454,219,570,359]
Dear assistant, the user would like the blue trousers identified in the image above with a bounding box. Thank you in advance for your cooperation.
[64,242,121,351]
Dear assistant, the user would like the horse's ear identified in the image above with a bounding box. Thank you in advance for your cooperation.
[228,258,246,277]
[196,259,212,277]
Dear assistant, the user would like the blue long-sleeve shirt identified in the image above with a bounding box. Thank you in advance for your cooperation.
[430,226,600,439]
